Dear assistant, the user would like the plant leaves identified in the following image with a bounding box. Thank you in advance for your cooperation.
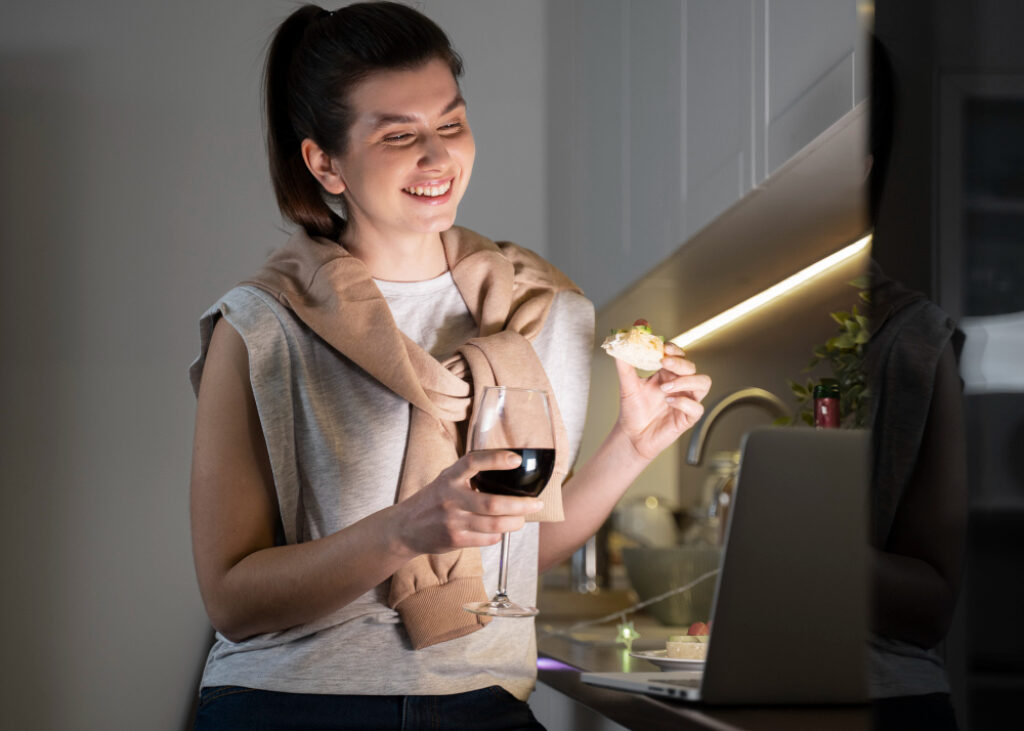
[788,379,809,399]
[783,280,873,429]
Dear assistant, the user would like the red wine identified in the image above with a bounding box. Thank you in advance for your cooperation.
[471,448,556,498]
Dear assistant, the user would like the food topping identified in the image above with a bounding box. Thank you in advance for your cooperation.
[601,318,666,371]
[665,620,710,660]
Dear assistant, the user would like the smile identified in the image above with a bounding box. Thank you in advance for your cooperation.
[402,179,453,198]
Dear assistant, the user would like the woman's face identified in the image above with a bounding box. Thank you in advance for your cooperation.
[333,57,475,241]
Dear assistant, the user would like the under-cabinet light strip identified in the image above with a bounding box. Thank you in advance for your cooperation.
[670,234,872,349]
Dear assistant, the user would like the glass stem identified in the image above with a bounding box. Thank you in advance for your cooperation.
[495,532,511,599]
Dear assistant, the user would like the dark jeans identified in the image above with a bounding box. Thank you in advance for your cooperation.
[194,684,547,731]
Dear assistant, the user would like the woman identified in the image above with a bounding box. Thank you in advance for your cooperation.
[189,3,710,728]
[865,36,966,730]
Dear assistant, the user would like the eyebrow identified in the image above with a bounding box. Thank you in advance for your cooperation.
[369,94,466,129]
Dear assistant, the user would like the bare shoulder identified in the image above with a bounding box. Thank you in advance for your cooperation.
[202,316,249,389]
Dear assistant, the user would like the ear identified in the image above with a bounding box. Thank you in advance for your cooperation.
[300,138,346,195]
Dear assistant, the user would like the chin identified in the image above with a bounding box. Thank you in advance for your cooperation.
[416,211,460,233]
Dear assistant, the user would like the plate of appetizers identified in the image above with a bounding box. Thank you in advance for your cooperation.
[631,622,711,670]
[629,649,705,671]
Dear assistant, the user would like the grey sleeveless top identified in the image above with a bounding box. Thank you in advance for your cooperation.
[189,272,594,699]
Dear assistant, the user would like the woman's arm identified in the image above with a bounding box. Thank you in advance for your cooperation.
[190,318,543,642]
[538,343,711,571]
[870,341,968,648]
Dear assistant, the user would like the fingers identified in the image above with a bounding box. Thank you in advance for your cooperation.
[404,451,548,555]
[465,489,544,523]
[658,343,696,375]
[665,393,706,425]
[445,448,523,484]
[659,374,712,399]
[613,351,643,397]
[450,488,541,545]
[438,451,545,518]
[462,511,530,537]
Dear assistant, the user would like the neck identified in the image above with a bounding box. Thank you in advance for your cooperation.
[340,221,449,282]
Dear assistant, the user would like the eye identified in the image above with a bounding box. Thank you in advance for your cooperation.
[438,121,465,135]
[382,132,413,144]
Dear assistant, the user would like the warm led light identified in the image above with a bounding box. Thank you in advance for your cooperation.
[671,234,872,349]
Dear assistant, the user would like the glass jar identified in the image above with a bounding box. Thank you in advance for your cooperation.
[684,450,740,546]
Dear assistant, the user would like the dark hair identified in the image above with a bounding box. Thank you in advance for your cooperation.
[264,2,464,238]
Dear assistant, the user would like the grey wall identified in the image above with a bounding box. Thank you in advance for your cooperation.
[0,1,549,728]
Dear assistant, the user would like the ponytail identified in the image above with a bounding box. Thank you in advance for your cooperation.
[264,5,344,239]
[262,3,464,240]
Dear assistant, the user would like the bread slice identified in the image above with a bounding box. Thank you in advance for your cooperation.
[601,320,665,371]
[666,635,708,660]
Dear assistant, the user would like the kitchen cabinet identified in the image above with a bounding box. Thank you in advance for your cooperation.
[765,0,866,175]
[684,0,756,237]
[547,0,685,309]
[547,0,868,309]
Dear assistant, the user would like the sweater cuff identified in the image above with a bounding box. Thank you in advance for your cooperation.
[395,577,492,650]
[526,473,565,522]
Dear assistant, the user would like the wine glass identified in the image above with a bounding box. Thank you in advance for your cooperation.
[463,386,556,618]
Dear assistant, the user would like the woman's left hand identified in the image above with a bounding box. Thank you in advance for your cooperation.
[613,342,711,461]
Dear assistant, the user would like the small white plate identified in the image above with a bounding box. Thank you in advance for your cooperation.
[630,649,706,671]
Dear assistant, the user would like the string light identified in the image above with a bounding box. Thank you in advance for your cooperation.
[541,570,720,649]
[615,618,641,652]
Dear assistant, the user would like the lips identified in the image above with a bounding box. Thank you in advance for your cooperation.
[402,178,453,200]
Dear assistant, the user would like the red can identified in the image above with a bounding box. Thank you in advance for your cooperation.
[813,381,840,429]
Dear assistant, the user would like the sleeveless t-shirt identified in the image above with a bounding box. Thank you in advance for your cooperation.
[189,271,594,699]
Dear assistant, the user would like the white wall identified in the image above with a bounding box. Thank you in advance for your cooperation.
[0,2,549,728]
[426,0,549,255]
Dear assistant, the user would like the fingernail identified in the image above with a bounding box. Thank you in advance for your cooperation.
[660,382,673,392]
[665,396,676,403]
[507,453,522,466]
[531,500,544,511]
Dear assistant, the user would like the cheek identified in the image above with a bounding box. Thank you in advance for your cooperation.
[456,135,476,179]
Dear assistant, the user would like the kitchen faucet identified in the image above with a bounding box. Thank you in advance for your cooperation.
[685,387,792,466]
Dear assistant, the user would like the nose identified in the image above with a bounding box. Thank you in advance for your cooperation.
[417,132,451,171]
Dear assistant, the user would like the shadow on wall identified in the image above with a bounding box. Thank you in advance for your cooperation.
[0,51,91,731]
[0,50,211,729]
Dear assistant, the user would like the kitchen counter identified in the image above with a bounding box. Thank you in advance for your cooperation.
[533,604,870,731]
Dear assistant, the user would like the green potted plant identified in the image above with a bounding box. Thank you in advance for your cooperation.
[786,276,871,428]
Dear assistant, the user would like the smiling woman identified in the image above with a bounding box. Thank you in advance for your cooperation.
[187,2,709,729]
[299,58,476,279]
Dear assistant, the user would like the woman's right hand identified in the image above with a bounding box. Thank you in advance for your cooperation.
[392,450,544,557]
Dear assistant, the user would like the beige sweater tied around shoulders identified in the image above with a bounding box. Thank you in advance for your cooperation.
[243,226,580,649]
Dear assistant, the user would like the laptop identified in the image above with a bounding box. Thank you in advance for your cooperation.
[581,426,869,704]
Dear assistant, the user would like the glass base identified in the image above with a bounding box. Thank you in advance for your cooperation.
[463,598,539,618]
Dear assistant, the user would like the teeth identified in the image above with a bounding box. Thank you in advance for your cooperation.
[404,180,452,197]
